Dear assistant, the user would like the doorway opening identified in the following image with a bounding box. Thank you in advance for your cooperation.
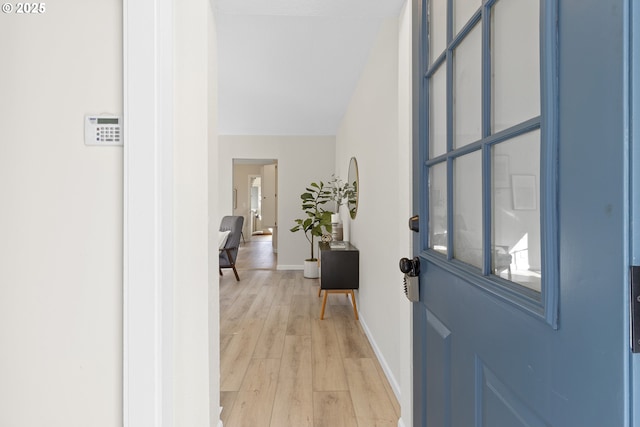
[248,175,264,236]
[232,159,278,259]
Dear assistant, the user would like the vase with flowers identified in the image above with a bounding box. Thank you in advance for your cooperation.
[327,174,354,241]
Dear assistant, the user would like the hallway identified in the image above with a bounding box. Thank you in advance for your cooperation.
[219,236,400,426]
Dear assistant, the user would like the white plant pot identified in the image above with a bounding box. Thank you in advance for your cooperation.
[303,259,319,278]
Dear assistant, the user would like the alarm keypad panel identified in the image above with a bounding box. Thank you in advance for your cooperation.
[85,115,123,146]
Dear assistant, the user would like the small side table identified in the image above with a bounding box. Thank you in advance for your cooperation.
[318,242,359,320]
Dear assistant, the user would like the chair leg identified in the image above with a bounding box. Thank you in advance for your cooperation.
[318,287,322,297]
[219,268,223,276]
[223,248,240,281]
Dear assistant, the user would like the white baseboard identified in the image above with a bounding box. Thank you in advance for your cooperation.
[276,265,303,270]
[397,417,406,427]
[359,314,402,402]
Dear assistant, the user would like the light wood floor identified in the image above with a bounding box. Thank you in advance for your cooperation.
[220,236,400,427]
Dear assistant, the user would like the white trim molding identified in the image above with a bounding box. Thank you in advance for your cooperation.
[123,0,174,425]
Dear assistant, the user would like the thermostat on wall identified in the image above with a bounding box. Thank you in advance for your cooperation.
[85,115,123,146]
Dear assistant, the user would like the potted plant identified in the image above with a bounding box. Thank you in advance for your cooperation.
[290,181,333,278]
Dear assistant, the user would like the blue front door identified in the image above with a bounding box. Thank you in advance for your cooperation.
[413,0,632,425]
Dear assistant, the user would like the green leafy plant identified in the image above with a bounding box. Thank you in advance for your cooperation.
[328,174,356,214]
[290,181,333,261]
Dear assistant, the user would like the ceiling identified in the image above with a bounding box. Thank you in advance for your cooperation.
[216,0,405,135]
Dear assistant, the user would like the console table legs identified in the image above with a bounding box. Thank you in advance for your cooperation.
[319,289,358,320]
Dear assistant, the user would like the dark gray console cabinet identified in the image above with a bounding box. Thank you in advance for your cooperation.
[318,242,359,319]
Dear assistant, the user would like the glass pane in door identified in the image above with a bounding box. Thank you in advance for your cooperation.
[453,23,482,148]
[429,162,448,254]
[429,0,447,64]
[491,0,540,133]
[430,66,447,158]
[454,0,481,34]
[491,130,541,291]
[453,151,482,268]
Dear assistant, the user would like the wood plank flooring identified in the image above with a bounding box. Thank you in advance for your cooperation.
[220,236,400,427]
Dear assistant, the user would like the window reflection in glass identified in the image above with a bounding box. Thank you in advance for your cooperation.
[492,130,541,291]
[453,151,482,268]
[491,0,540,133]
[453,23,482,148]
[430,66,447,158]
[429,0,447,64]
[454,0,481,35]
[429,163,448,254]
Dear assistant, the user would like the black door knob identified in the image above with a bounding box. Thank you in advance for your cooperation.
[399,257,420,276]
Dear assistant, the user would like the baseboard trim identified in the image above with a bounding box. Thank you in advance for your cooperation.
[359,314,402,402]
[397,417,406,427]
[276,265,303,270]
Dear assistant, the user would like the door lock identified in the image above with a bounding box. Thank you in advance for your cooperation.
[399,257,420,302]
[408,215,419,233]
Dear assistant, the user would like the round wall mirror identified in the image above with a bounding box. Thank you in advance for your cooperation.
[347,157,359,219]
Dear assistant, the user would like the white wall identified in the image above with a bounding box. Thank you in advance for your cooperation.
[0,2,123,426]
[207,5,222,426]
[218,135,335,266]
[397,3,414,426]
[174,0,213,425]
[335,12,414,426]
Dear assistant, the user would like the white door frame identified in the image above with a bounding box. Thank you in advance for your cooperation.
[123,0,174,425]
